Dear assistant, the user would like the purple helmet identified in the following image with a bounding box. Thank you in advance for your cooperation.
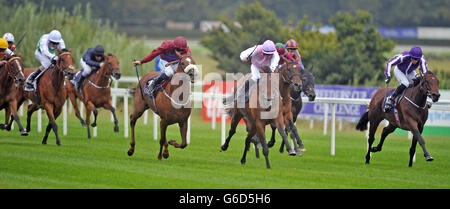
[262,40,276,55]
[409,46,422,59]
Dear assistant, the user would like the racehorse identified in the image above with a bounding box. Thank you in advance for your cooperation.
[128,53,198,160]
[23,48,76,146]
[221,61,306,159]
[65,53,121,138]
[356,71,440,167]
[267,65,316,153]
[0,54,27,135]
[222,64,302,169]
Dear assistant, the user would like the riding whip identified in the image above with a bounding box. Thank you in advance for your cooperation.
[14,32,27,49]
[134,59,145,101]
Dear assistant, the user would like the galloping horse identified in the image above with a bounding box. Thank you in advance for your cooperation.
[267,65,316,153]
[221,61,305,158]
[222,64,302,169]
[65,53,121,138]
[128,53,198,160]
[24,48,76,146]
[0,54,27,135]
[356,71,440,167]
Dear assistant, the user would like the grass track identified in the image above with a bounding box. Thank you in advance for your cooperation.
[0,108,449,189]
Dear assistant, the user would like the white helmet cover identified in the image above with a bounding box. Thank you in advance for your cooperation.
[2,33,14,43]
[48,30,62,43]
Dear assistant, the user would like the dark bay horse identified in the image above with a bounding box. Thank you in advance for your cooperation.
[24,48,76,146]
[65,53,121,138]
[222,62,306,159]
[267,65,316,153]
[128,54,198,160]
[356,71,440,167]
[0,54,27,135]
[222,65,302,169]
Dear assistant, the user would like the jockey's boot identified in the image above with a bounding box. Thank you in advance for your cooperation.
[385,84,406,112]
[148,73,169,91]
[25,66,44,90]
[76,75,86,92]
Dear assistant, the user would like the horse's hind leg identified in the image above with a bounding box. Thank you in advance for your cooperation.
[91,108,98,127]
[158,120,169,160]
[9,101,28,136]
[371,123,396,152]
[267,123,277,148]
[366,120,380,164]
[127,102,146,156]
[43,104,61,146]
[26,103,40,132]
[68,91,86,127]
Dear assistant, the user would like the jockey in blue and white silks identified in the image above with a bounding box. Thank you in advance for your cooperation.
[384,46,429,111]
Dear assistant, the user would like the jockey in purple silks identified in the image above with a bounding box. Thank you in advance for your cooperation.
[384,46,429,111]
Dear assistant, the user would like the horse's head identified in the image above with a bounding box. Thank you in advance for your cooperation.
[103,53,121,80]
[421,71,440,102]
[176,53,198,83]
[4,54,25,85]
[57,48,76,80]
[279,60,303,92]
[301,65,316,101]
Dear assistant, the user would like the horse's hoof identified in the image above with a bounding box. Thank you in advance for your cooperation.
[42,141,47,145]
[163,153,169,159]
[288,150,296,156]
[127,150,134,156]
[267,141,275,148]
[20,131,29,136]
[168,140,176,145]
[81,123,87,128]
[0,124,5,130]
[296,151,303,157]
[240,159,246,165]
[56,141,61,146]
[426,156,434,161]
[114,126,119,132]
[91,123,97,127]
[221,145,228,151]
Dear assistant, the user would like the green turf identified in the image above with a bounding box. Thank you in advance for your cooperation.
[1,106,449,189]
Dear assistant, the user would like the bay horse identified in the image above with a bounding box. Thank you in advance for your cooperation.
[356,71,440,167]
[0,54,27,135]
[24,48,76,146]
[221,61,305,159]
[267,65,316,153]
[222,64,302,169]
[128,53,198,160]
[65,53,121,138]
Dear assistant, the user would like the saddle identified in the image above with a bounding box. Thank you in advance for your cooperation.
[69,70,84,87]
[143,76,168,98]
[383,88,407,113]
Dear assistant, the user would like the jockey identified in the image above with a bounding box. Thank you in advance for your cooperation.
[2,33,16,53]
[0,38,15,67]
[74,45,105,91]
[284,39,305,70]
[275,42,295,65]
[237,40,279,103]
[384,46,428,111]
[25,30,66,90]
[132,36,191,90]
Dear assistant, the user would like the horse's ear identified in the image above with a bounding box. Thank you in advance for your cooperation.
[309,64,313,71]
[17,52,22,57]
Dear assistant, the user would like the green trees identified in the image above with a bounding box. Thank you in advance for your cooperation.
[201,3,394,85]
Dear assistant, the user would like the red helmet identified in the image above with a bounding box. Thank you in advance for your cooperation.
[174,36,187,50]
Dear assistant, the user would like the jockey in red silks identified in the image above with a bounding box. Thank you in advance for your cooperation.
[133,36,191,90]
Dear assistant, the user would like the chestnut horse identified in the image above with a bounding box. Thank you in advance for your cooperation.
[221,61,305,159]
[267,65,316,153]
[356,71,440,167]
[0,54,27,135]
[24,48,76,146]
[222,64,302,169]
[65,53,121,138]
[128,54,198,160]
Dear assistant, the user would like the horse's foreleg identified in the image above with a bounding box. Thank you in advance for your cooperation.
[267,123,277,148]
[158,120,169,160]
[104,103,119,132]
[221,111,242,151]
[9,101,28,136]
[288,120,303,156]
[412,128,433,163]
[0,108,11,130]
[240,128,255,165]
[275,117,295,155]
[26,103,39,132]
[43,104,60,146]
[68,91,86,127]
[84,101,96,139]
[91,108,98,127]
[366,121,379,164]
[127,102,146,156]
[168,120,188,149]
[256,122,270,169]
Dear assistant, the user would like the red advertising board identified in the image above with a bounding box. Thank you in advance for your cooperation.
[202,81,235,122]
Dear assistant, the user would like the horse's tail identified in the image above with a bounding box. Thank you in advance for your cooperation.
[356,111,369,131]
[129,88,136,96]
